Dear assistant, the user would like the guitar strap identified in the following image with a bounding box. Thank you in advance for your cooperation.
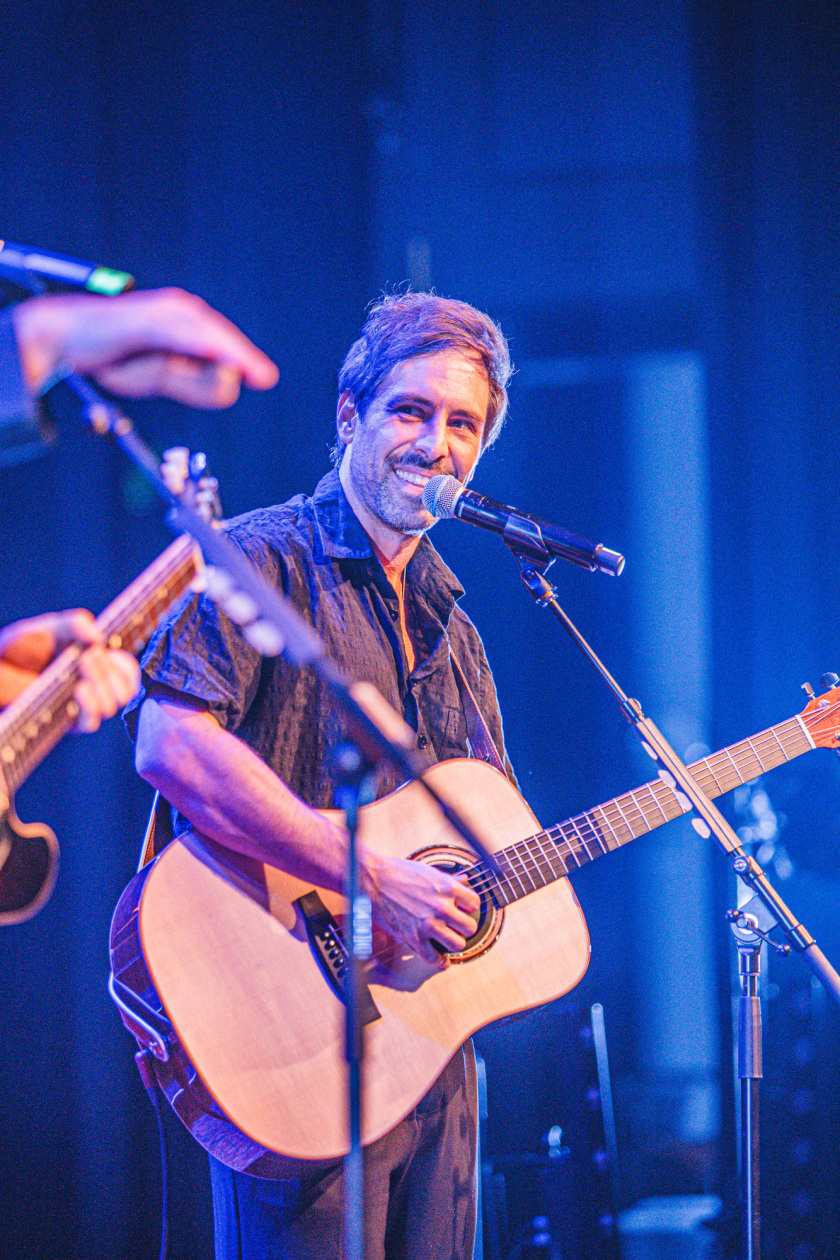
[449,650,509,779]
[137,790,175,870]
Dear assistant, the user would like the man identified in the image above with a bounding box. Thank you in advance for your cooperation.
[132,292,514,1259]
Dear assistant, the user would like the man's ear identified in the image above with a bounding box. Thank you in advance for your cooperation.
[336,391,359,446]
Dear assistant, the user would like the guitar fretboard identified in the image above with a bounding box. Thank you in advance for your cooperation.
[0,534,200,796]
[468,715,814,906]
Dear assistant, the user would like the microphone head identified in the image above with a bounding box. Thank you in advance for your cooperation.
[422,474,463,519]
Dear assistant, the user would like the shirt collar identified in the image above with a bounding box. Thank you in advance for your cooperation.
[311,468,374,560]
[311,467,465,605]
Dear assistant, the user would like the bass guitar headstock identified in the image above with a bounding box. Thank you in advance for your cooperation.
[799,674,840,749]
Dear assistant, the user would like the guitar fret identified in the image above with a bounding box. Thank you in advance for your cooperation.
[509,840,541,891]
[702,757,728,794]
[557,825,583,868]
[741,738,770,776]
[579,812,610,855]
[596,804,633,844]
[499,849,530,898]
[568,816,596,862]
[535,830,570,879]
[591,805,622,851]
[525,834,560,887]
[613,791,647,836]
[767,725,791,766]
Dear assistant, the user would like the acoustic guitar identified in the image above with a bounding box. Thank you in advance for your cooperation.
[109,683,840,1170]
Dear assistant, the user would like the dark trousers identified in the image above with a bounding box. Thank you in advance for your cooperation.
[209,1046,478,1260]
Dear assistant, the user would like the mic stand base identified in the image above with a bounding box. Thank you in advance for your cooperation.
[732,921,763,1260]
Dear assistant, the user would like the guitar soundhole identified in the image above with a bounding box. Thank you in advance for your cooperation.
[410,845,504,963]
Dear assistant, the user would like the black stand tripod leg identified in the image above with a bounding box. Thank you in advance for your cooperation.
[737,940,762,1260]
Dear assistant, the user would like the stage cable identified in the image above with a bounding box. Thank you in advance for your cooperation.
[134,1050,170,1260]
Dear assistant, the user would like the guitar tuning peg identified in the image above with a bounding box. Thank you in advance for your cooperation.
[161,446,190,496]
[188,451,208,480]
[801,682,815,698]
[819,672,840,690]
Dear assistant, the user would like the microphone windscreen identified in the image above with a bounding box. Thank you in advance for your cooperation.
[422,474,462,519]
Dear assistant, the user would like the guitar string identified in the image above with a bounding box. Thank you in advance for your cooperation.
[464,715,828,904]
[0,577,185,781]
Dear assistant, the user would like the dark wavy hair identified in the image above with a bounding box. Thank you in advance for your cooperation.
[333,292,512,462]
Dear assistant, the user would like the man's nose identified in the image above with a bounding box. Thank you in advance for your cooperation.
[413,413,449,462]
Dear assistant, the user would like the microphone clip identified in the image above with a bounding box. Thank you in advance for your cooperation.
[501,514,553,571]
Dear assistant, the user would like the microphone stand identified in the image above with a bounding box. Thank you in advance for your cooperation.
[332,740,380,1260]
[500,518,840,1260]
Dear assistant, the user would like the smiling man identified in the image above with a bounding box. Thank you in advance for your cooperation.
[131,292,514,1259]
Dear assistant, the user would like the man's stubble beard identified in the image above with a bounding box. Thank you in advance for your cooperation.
[350,452,447,538]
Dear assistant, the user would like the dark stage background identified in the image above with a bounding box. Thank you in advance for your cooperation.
[2,2,840,1257]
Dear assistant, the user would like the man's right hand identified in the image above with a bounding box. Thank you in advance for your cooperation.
[136,695,482,968]
[362,848,482,967]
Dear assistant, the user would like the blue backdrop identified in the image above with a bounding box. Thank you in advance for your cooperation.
[2,2,839,1256]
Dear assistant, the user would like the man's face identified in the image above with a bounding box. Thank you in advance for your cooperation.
[338,350,490,538]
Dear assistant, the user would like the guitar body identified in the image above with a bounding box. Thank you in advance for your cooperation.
[0,803,59,925]
[110,759,590,1167]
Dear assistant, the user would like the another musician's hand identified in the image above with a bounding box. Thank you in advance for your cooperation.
[12,288,279,408]
[73,644,140,733]
[363,851,481,967]
[0,609,139,724]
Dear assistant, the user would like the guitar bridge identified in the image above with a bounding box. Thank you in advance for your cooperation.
[295,891,382,1026]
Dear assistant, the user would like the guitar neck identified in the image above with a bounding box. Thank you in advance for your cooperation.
[0,534,201,797]
[474,714,815,906]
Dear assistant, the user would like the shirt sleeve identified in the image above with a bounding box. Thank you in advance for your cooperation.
[123,523,284,739]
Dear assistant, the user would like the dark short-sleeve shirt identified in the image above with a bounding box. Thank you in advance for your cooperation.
[129,468,511,816]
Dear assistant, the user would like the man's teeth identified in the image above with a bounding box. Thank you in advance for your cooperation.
[394,468,429,487]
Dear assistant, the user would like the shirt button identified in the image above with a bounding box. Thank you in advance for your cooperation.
[417,735,428,750]
[389,606,399,621]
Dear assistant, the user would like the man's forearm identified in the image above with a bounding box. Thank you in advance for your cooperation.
[135,697,354,894]
[136,696,483,964]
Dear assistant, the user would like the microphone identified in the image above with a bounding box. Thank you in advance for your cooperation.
[0,239,135,295]
[422,474,625,576]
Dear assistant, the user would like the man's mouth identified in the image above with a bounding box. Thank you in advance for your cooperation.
[393,466,433,489]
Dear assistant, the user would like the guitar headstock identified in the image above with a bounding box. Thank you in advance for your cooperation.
[160,448,284,658]
[799,677,840,749]
[161,447,223,525]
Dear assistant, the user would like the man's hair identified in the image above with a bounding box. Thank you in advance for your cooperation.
[334,292,512,462]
